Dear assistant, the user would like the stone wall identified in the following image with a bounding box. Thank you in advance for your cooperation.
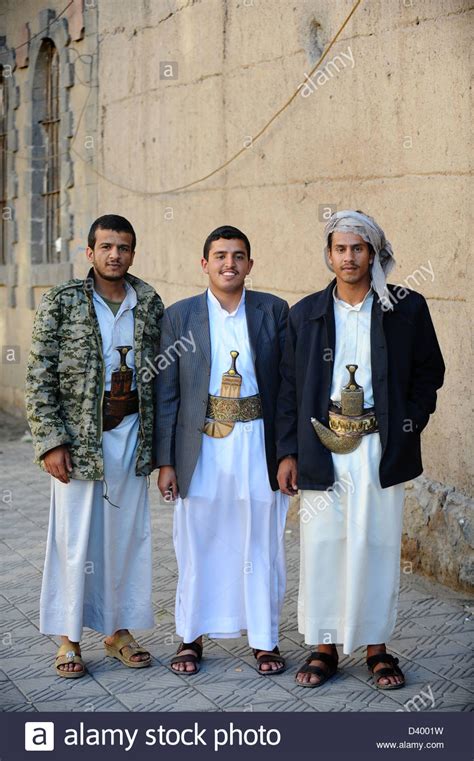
[0,1,472,587]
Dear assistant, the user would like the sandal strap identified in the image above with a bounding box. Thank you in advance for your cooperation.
[121,644,150,657]
[177,641,203,661]
[108,632,136,653]
[373,666,402,679]
[55,649,84,669]
[306,650,338,670]
[105,633,150,658]
[367,653,399,671]
[56,643,81,659]
[254,647,286,670]
[171,653,199,665]
[298,663,327,678]
[253,646,284,663]
[255,653,285,665]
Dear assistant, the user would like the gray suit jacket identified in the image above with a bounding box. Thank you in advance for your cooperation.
[154,289,289,498]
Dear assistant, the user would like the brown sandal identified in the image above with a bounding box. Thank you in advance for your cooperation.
[170,641,203,675]
[104,632,151,668]
[253,646,286,675]
[55,643,86,679]
[367,652,405,690]
[295,649,338,688]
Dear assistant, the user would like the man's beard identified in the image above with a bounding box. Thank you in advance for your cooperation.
[95,266,125,281]
[99,272,124,281]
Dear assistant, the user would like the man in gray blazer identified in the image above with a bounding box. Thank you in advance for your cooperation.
[154,225,289,676]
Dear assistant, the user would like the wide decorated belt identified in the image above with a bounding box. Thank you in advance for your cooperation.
[311,364,378,454]
[328,404,378,437]
[206,393,262,423]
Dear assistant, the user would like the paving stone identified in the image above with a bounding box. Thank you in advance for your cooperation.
[0,438,472,712]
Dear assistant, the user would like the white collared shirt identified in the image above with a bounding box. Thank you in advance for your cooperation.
[206,287,259,396]
[93,281,137,391]
[330,286,374,407]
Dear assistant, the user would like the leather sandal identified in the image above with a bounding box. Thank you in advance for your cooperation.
[295,649,338,688]
[55,643,86,678]
[170,641,203,675]
[104,632,151,668]
[252,646,286,675]
[367,652,405,690]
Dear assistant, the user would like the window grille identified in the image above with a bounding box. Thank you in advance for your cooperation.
[0,66,8,266]
[40,40,60,264]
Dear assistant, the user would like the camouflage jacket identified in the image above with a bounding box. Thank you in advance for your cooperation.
[25,269,164,480]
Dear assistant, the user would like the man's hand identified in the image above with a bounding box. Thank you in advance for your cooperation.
[158,465,179,502]
[42,445,73,484]
[277,456,298,496]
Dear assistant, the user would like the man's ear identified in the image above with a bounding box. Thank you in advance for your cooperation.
[85,246,94,263]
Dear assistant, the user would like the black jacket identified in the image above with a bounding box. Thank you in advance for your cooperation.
[276,279,445,489]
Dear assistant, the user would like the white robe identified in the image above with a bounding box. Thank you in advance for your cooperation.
[173,289,289,651]
[299,288,405,654]
[39,284,154,641]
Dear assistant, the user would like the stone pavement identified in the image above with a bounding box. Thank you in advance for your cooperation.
[0,426,473,713]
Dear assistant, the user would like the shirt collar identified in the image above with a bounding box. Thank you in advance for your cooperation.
[93,279,137,312]
[332,284,373,312]
[207,287,246,317]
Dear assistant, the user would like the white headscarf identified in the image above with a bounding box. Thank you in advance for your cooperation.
[323,210,396,309]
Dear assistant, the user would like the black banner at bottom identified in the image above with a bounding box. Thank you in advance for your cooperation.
[2,711,472,760]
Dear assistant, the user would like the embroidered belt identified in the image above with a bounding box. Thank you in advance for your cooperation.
[103,389,139,431]
[206,393,263,423]
[328,402,378,437]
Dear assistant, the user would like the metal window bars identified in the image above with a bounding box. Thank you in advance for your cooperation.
[0,66,8,266]
[40,41,61,264]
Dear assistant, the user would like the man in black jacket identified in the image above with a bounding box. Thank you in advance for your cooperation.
[277,210,444,690]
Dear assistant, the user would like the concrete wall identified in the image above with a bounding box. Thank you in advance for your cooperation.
[0,1,472,512]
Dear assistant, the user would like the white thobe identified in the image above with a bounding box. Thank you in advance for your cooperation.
[299,287,405,654]
[173,288,289,650]
[39,282,154,641]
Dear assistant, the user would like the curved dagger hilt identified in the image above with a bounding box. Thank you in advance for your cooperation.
[224,350,242,386]
[115,345,133,372]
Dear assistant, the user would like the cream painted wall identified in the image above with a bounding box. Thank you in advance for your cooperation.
[0,0,472,494]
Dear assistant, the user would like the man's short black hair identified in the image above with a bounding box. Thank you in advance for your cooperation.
[203,225,251,261]
[88,214,136,252]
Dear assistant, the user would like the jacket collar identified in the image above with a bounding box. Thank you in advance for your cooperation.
[309,278,337,319]
[309,278,389,320]
[194,288,266,366]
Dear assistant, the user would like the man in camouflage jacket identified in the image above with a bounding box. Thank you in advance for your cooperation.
[25,214,163,678]
[26,257,162,481]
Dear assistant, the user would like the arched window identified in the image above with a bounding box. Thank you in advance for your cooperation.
[0,65,8,266]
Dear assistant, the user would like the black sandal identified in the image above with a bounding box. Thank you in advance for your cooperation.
[170,641,203,675]
[252,646,286,675]
[295,649,338,688]
[367,652,405,690]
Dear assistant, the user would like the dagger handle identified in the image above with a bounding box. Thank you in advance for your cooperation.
[226,350,241,378]
[115,345,133,372]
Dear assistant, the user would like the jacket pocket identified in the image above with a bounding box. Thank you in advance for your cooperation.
[58,325,93,374]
